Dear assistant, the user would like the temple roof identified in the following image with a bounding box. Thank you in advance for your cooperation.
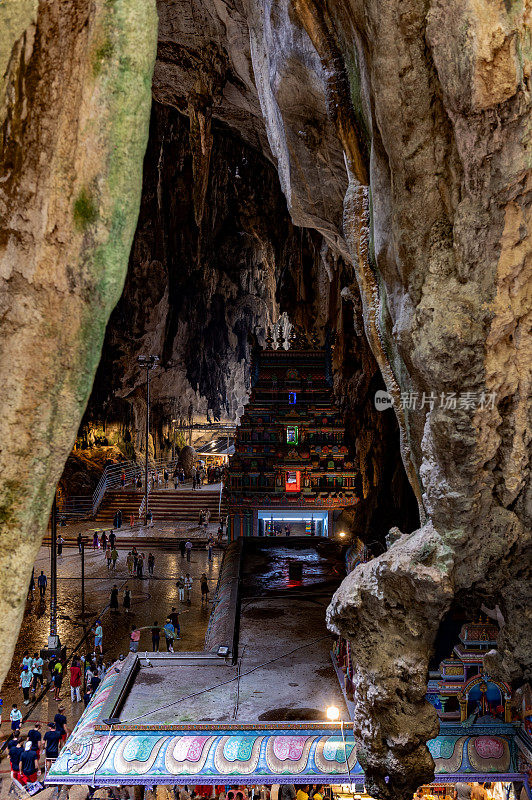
[45,661,524,786]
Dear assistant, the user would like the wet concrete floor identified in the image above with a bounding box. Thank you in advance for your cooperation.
[241,538,346,595]
[0,542,222,794]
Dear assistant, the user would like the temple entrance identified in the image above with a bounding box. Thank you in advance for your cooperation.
[257,509,329,536]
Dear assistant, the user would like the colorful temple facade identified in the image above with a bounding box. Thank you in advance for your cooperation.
[426,621,513,723]
[332,545,532,795]
[224,330,358,540]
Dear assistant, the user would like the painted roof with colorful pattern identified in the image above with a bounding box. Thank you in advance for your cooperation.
[45,659,528,786]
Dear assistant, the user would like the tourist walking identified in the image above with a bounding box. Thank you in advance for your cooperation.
[10,704,22,733]
[129,626,141,652]
[109,530,116,548]
[176,574,185,601]
[204,509,210,529]
[133,548,138,572]
[57,534,64,558]
[207,535,214,561]
[168,606,188,639]
[19,742,39,784]
[83,685,93,708]
[111,547,118,570]
[8,733,23,780]
[69,658,82,702]
[52,661,63,701]
[179,540,186,558]
[151,621,161,652]
[19,665,32,705]
[21,650,33,672]
[43,722,61,771]
[37,571,47,599]
[92,531,99,549]
[127,551,134,574]
[31,652,43,694]
[109,585,119,613]
[54,706,68,745]
[27,723,42,757]
[163,619,176,652]
[185,540,192,562]
[123,586,131,614]
[200,573,210,604]
[148,552,155,576]
[94,620,103,653]
[100,531,107,551]
[184,573,193,604]
[105,545,112,568]
[137,552,144,578]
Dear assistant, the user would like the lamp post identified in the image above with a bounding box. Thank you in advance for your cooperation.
[48,493,60,652]
[81,537,86,619]
[138,355,159,525]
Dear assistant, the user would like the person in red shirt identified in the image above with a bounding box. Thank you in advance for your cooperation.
[69,658,82,702]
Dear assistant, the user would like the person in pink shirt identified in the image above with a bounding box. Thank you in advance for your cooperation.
[129,627,141,652]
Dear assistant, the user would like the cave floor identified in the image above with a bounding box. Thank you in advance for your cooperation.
[0,543,222,791]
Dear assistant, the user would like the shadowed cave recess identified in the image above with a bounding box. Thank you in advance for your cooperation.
[0,0,530,798]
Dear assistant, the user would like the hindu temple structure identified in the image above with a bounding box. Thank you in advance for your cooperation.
[224,328,358,540]
[426,620,512,724]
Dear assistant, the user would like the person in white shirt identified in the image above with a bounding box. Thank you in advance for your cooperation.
[184,573,193,604]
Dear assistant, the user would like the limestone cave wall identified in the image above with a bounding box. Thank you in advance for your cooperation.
[82,101,418,543]
[0,0,157,687]
[147,1,531,796]
[0,1,529,797]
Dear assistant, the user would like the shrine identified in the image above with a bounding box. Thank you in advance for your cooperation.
[224,329,359,540]
[426,621,513,724]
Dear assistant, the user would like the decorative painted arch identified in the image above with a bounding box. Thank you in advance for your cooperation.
[458,674,512,722]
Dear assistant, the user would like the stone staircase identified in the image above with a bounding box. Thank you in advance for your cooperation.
[95,488,225,524]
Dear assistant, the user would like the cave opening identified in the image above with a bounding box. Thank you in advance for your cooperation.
[63,102,418,549]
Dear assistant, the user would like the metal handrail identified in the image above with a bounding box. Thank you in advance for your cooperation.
[59,456,179,518]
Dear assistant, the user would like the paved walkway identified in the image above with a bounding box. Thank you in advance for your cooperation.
[0,543,223,796]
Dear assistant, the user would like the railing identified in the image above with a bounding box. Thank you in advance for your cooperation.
[135,458,181,519]
[57,456,179,519]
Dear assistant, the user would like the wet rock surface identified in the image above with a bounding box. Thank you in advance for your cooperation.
[0,0,157,688]
[145,1,531,796]
[0,0,530,795]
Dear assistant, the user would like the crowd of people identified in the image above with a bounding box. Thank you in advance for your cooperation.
[7,712,66,786]
[7,647,110,788]
[169,785,328,800]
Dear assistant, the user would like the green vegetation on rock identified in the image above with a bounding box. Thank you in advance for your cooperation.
[73,187,98,230]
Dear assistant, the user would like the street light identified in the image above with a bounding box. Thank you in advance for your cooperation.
[138,355,159,525]
[48,493,61,653]
[325,705,351,782]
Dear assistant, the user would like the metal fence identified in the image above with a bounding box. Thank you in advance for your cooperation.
[57,456,179,519]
